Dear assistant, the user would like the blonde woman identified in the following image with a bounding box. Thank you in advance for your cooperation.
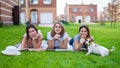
[47,22,73,50]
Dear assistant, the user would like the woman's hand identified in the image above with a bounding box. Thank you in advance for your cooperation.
[54,34,61,40]
[32,34,39,40]
[80,38,85,44]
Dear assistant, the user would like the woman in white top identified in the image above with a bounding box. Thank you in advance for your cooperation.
[47,22,72,49]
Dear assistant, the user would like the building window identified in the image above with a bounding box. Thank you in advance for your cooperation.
[20,0,24,4]
[31,11,37,22]
[79,8,82,12]
[92,16,95,21]
[72,8,77,12]
[85,8,89,12]
[30,0,38,4]
[90,8,94,12]
[43,0,51,4]
[71,15,74,21]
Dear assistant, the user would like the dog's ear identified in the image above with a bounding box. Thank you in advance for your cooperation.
[90,36,94,41]
[91,38,94,41]
[86,38,91,41]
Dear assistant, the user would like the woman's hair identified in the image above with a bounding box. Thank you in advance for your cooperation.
[79,25,90,38]
[51,22,65,37]
[26,24,38,39]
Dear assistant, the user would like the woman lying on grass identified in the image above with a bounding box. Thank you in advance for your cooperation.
[69,25,93,51]
[17,24,44,51]
[47,21,73,50]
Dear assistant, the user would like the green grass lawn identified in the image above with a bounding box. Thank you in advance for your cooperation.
[0,23,120,68]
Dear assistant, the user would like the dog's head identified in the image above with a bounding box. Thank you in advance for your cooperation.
[85,38,93,46]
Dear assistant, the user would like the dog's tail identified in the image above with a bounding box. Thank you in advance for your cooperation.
[110,46,115,51]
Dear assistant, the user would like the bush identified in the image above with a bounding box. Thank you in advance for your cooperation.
[60,20,69,25]
[25,21,30,26]
[0,21,3,27]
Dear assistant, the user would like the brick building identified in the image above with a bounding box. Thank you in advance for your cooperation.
[20,0,57,24]
[64,3,97,23]
[0,0,19,25]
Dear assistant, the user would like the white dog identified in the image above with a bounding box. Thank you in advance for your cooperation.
[85,38,115,57]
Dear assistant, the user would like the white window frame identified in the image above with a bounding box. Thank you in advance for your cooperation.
[92,16,95,21]
[31,11,37,22]
[71,15,74,21]
[90,8,94,12]
[72,8,77,12]
[85,8,89,12]
[30,0,38,4]
[43,0,51,5]
[79,8,82,12]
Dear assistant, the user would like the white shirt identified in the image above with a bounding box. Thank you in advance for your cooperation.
[47,32,69,48]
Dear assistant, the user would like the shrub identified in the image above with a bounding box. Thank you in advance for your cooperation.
[60,20,69,25]
[0,21,3,27]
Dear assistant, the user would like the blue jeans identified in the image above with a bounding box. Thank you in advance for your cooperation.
[69,38,74,46]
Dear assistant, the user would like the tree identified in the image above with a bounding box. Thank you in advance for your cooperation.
[107,0,119,28]
[99,11,105,25]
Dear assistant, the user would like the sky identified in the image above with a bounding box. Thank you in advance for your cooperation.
[57,0,112,16]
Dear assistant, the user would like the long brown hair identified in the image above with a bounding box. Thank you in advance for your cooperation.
[26,24,38,39]
[79,25,90,38]
[51,22,65,37]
